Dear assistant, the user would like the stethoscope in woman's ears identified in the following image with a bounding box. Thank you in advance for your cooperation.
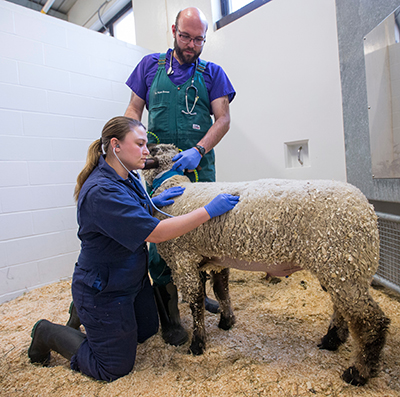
[112,146,174,218]
[167,50,199,116]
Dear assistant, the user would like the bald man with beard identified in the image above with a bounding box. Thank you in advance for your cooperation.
[124,7,236,347]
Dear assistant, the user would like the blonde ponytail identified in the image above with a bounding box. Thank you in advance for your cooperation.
[74,116,145,202]
[74,139,103,202]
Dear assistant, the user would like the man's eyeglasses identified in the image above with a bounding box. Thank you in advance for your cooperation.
[177,29,206,46]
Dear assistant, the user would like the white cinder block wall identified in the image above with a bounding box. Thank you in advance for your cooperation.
[0,0,151,303]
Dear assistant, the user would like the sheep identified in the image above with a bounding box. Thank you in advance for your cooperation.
[142,143,390,386]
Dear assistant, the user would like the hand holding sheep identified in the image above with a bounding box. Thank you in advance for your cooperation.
[152,186,186,207]
[152,187,239,218]
[171,147,202,172]
[204,193,240,218]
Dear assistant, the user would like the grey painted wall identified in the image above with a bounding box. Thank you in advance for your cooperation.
[336,0,400,202]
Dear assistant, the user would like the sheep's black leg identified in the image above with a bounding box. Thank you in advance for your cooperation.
[211,268,235,330]
[188,275,206,355]
[318,305,349,351]
[333,286,390,386]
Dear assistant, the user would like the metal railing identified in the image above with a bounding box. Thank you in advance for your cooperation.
[374,212,400,295]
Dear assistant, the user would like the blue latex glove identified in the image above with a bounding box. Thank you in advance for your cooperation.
[204,194,240,219]
[152,186,186,208]
[172,147,202,172]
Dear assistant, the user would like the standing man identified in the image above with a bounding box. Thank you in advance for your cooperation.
[124,7,236,347]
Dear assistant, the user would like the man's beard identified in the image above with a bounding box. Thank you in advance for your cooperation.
[174,38,201,64]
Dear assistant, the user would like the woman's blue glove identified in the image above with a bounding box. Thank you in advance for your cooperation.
[172,147,202,172]
[204,194,240,219]
[152,186,185,208]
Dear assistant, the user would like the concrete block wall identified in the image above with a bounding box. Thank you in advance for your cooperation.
[0,0,151,303]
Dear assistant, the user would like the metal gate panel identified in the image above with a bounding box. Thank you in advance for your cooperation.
[374,212,400,294]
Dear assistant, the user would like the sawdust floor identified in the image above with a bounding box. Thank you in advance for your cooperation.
[1,269,400,397]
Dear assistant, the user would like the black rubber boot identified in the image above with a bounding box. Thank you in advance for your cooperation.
[153,282,189,346]
[66,301,81,330]
[201,272,220,314]
[28,319,86,366]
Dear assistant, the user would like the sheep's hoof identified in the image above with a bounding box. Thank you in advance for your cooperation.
[342,366,368,386]
[189,337,205,355]
[318,326,342,351]
[218,314,236,330]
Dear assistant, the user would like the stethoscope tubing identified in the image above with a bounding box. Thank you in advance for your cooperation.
[167,52,199,116]
[113,147,174,218]
[182,83,199,115]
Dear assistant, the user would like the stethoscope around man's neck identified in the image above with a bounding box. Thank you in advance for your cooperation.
[167,50,199,116]
[112,146,174,218]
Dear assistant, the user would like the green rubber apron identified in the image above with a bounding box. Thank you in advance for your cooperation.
[147,53,215,286]
[147,53,215,183]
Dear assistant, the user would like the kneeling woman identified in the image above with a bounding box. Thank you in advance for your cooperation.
[28,116,239,382]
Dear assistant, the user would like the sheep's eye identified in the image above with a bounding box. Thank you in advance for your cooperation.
[147,145,158,156]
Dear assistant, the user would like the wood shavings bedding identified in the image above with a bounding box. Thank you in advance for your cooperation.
[0,270,399,396]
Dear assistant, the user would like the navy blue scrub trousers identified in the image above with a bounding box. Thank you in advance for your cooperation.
[70,274,159,381]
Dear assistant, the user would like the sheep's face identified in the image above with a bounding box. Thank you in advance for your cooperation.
[142,143,179,186]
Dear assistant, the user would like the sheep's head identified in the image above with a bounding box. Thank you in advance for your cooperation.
[142,143,180,186]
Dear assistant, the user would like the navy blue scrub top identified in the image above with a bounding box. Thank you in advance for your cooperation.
[75,156,160,295]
